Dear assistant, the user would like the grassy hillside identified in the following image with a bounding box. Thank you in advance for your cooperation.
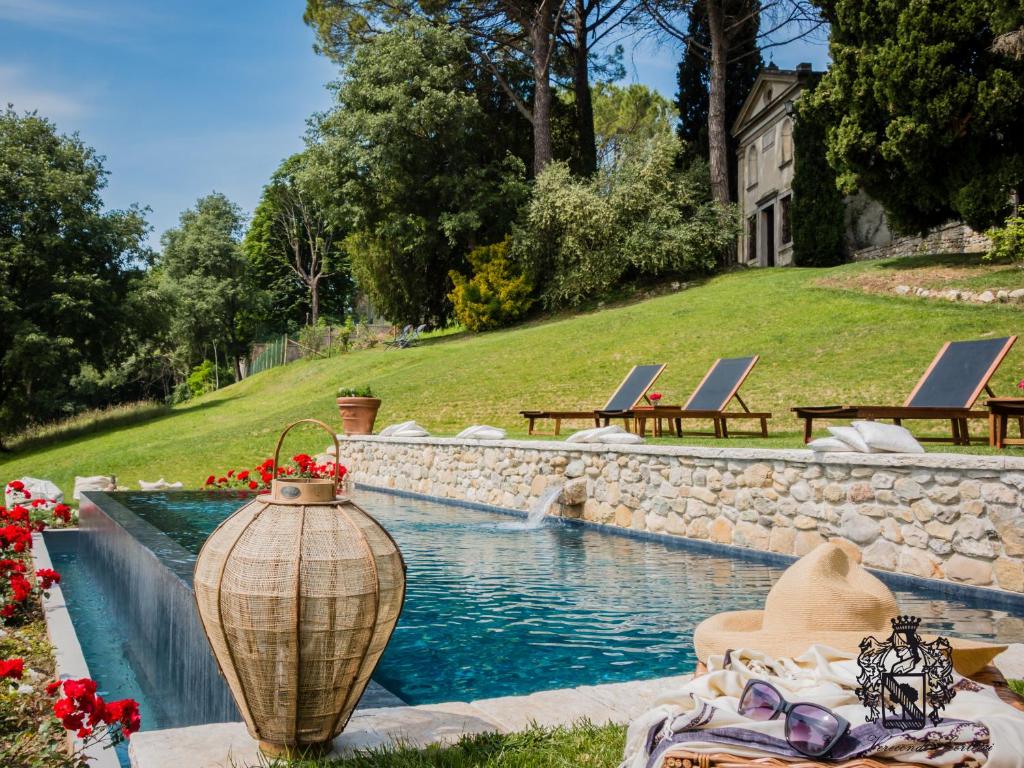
[3,259,1024,496]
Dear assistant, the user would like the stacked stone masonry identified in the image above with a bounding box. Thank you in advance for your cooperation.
[341,437,1024,594]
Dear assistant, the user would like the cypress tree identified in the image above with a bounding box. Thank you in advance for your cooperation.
[791,87,846,267]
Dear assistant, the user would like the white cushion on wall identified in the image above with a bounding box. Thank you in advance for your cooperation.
[827,426,875,453]
[853,420,925,454]
[807,436,859,452]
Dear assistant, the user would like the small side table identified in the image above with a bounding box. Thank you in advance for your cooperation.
[985,398,1024,448]
[632,405,679,437]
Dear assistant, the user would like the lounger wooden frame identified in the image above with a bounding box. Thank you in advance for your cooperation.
[793,336,1017,445]
[520,364,667,436]
[603,356,772,439]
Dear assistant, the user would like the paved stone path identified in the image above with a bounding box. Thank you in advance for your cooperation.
[128,673,694,768]
[130,646,1024,768]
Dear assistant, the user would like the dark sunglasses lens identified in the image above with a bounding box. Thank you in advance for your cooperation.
[739,683,781,721]
[787,705,841,755]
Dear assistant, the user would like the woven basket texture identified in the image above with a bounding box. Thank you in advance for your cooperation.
[661,755,926,768]
[194,496,405,749]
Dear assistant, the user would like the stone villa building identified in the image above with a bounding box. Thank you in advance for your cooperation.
[733,64,989,267]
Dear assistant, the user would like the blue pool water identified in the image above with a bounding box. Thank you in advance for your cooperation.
[76,490,1024,709]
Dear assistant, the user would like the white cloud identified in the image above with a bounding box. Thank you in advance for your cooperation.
[0,0,107,27]
[0,66,86,119]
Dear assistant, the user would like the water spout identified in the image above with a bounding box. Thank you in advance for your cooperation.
[525,485,562,528]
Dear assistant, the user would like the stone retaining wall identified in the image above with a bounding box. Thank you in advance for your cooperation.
[851,221,990,262]
[340,437,1024,595]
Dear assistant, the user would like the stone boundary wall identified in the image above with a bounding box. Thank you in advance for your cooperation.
[340,437,1024,595]
[852,222,990,262]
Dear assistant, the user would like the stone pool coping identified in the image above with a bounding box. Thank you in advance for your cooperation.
[128,673,696,767]
[33,530,122,768]
[339,434,1024,471]
[128,648,1024,768]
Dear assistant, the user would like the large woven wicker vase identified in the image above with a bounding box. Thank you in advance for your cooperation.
[194,419,406,758]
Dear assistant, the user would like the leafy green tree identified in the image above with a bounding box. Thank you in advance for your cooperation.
[244,153,354,330]
[592,82,675,168]
[309,21,529,323]
[0,108,149,445]
[158,193,257,382]
[791,92,846,266]
[675,0,761,199]
[513,134,738,307]
[809,0,1024,233]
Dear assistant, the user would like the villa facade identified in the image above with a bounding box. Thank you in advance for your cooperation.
[733,64,989,267]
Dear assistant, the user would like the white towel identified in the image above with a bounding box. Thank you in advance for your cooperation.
[565,425,644,444]
[138,479,184,491]
[378,420,431,437]
[455,425,507,440]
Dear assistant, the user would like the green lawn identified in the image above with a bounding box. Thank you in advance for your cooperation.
[4,258,1024,495]
[255,723,626,768]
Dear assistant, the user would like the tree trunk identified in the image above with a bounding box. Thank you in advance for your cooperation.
[530,5,556,174]
[706,0,731,206]
[310,277,320,326]
[573,0,597,175]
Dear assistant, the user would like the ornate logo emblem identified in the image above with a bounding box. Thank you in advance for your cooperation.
[280,485,301,499]
[856,616,955,729]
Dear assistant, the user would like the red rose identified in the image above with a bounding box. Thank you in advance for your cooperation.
[0,604,15,618]
[236,470,249,481]
[204,475,215,486]
[248,481,258,490]
[46,679,62,696]
[0,657,24,679]
[7,481,24,492]
[53,504,72,523]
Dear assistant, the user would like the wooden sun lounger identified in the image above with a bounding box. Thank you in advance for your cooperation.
[520,364,666,436]
[793,336,1017,445]
[617,356,771,438]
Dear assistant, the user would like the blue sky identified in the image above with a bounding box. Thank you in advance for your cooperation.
[1,1,829,249]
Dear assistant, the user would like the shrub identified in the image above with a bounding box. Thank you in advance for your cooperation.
[448,239,535,332]
[186,360,217,399]
[985,206,1024,263]
[513,134,737,308]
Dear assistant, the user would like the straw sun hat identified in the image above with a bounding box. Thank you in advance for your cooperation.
[693,543,1005,677]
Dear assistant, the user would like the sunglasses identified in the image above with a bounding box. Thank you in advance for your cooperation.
[738,680,850,758]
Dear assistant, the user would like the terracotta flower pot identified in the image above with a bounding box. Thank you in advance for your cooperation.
[336,397,381,435]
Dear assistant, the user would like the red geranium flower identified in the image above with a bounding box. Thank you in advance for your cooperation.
[9,573,32,601]
[0,657,24,679]
[36,568,61,589]
[7,481,24,492]
[46,679,62,695]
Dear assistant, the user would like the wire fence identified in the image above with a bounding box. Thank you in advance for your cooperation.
[244,324,396,378]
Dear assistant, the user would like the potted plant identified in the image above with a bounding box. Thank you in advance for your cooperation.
[336,385,381,435]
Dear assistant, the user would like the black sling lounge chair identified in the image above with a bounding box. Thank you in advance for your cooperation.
[625,356,771,438]
[520,363,667,436]
[793,336,1017,445]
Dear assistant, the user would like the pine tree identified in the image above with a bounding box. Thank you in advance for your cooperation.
[675,0,762,200]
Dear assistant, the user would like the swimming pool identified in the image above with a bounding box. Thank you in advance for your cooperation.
[70,490,1024,712]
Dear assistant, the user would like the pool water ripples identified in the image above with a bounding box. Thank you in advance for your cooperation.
[82,491,1024,706]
